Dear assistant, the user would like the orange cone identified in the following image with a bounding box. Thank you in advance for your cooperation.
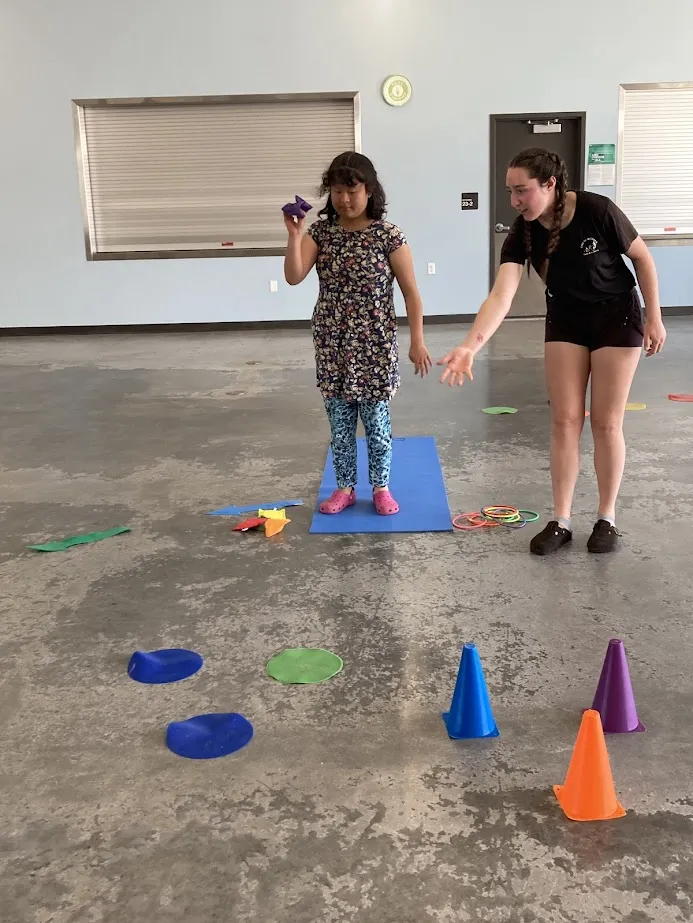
[553,709,626,822]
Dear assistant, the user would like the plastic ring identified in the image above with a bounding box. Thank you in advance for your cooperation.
[481,505,518,517]
[481,506,522,523]
[453,505,539,532]
[452,512,499,530]
[500,512,527,529]
[452,515,489,531]
[517,509,539,523]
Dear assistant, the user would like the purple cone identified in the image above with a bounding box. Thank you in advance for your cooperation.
[591,638,645,733]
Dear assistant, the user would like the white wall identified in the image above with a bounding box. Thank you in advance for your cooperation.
[1,0,692,328]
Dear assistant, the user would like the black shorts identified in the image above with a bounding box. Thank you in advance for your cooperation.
[545,288,644,351]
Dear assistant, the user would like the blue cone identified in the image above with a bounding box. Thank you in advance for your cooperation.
[442,643,500,739]
[127,648,203,684]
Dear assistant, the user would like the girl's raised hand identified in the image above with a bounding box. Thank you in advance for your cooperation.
[283,212,305,238]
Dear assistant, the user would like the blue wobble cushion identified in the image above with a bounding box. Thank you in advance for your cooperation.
[127,649,203,684]
[166,713,254,759]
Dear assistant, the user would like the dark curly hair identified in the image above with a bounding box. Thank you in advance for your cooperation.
[508,147,569,281]
[317,151,387,223]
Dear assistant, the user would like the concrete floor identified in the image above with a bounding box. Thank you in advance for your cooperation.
[1,319,692,923]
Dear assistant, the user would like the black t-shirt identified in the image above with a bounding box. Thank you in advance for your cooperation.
[500,191,638,303]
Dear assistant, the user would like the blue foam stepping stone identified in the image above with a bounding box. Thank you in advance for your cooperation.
[127,649,203,684]
[166,713,254,759]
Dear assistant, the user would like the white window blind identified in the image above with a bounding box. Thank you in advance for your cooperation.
[74,94,358,259]
[617,83,693,238]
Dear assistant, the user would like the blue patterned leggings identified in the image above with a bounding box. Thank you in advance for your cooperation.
[324,397,392,489]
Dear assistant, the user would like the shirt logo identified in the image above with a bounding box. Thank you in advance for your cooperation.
[580,237,599,256]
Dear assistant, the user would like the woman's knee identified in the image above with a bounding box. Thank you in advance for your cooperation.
[551,410,585,434]
[590,415,623,438]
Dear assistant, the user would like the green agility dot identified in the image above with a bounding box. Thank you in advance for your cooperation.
[27,526,131,552]
[481,407,518,415]
[266,648,343,684]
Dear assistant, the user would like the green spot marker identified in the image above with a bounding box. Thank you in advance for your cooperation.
[481,407,518,415]
[266,648,343,685]
[27,526,131,552]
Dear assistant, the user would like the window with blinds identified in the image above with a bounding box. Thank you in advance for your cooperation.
[73,93,359,260]
[617,83,693,241]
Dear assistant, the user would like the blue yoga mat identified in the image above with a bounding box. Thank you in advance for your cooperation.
[309,436,452,534]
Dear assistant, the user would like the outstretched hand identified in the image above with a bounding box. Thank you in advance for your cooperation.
[437,346,474,387]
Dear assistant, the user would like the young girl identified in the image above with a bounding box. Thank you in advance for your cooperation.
[284,151,431,515]
[438,147,667,555]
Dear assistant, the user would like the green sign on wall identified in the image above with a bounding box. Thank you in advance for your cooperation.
[587,143,616,185]
[588,143,616,165]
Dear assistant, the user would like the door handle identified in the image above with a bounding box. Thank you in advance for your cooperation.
[495,223,510,233]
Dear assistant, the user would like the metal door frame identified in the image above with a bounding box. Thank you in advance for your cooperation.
[488,111,587,291]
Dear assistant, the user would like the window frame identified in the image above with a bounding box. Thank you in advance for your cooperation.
[72,91,362,261]
[616,81,693,247]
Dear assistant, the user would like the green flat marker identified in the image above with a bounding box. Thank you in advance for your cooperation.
[27,526,131,552]
[266,648,343,685]
[481,407,518,415]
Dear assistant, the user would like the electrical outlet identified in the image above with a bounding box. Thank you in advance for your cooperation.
[269,280,278,292]
[427,263,436,275]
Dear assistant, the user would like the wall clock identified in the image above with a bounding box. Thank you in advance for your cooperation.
[382,75,412,107]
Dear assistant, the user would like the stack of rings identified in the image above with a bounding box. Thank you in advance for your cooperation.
[452,505,540,531]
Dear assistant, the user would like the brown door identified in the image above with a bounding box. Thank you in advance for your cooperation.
[490,113,585,317]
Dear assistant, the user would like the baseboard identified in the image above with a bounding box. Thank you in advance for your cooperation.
[0,314,478,336]
[660,305,693,317]
[1,307,690,337]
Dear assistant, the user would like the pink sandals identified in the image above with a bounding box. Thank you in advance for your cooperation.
[319,488,356,514]
[319,487,400,516]
[373,488,399,516]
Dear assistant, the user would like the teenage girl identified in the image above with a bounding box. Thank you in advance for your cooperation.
[284,151,432,515]
[438,147,667,555]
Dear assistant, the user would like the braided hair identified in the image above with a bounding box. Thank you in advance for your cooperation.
[508,148,568,281]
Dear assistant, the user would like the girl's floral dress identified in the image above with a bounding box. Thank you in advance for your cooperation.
[307,218,407,403]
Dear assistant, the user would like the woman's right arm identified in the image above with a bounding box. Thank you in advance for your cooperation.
[438,262,523,386]
[283,216,319,286]
[458,262,524,353]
